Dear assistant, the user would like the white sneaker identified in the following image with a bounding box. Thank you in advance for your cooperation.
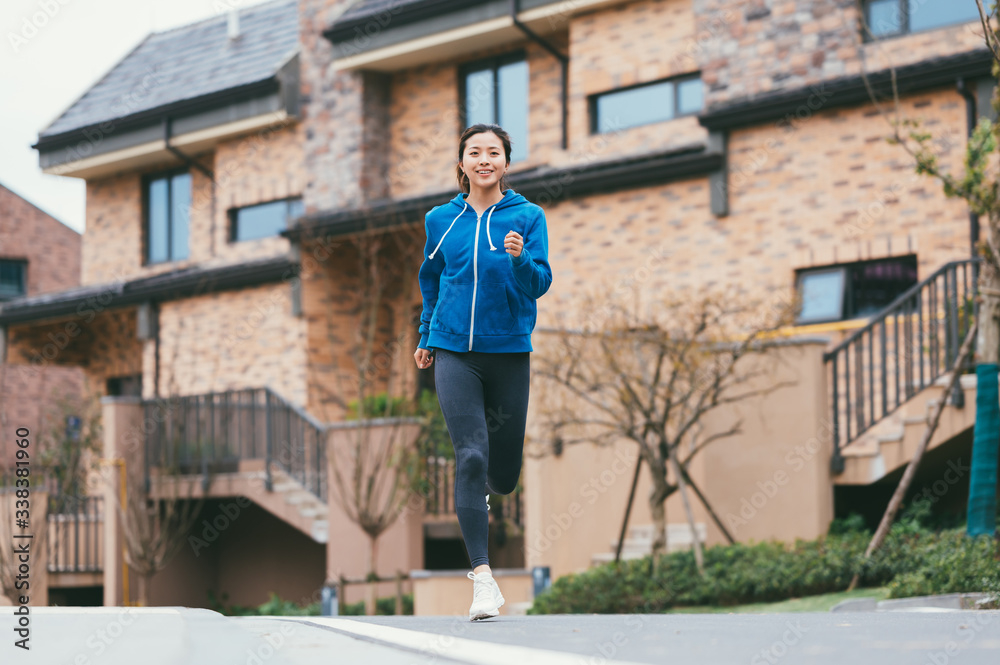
[467,571,504,621]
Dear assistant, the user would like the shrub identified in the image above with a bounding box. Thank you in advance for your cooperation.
[529,527,999,614]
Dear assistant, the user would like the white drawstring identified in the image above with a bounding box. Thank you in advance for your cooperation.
[485,204,498,251]
[428,203,467,259]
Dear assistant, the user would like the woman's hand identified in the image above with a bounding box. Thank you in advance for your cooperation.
[505,231,523,258]
[415,347,433,369]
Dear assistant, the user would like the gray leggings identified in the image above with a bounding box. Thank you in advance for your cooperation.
[432,348,530,568]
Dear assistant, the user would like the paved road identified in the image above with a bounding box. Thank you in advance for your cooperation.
[4,607,999,664]
[319,612,1000,665]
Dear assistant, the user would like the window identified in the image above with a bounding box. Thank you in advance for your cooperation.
[864,0,980,39]
[106,375,142,397]
[591,75,703,134]
[145,171,191,264]
[795,255,918,324]
[0,259,26,300]
[230,197,304,242]
[460,53,529,162]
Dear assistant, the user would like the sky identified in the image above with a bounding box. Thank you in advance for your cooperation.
[0,0,275,234]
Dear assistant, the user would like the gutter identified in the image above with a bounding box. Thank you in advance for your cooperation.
[509,0,568,150]
[956,78,979,259]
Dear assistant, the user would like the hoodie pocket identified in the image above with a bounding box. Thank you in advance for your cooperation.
[476,282,517,335]
[432,279,473,334]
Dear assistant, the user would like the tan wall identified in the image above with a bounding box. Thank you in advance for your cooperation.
[81,124,303,287]
[523,339,831,580]
[326,421,424,606]
[411,569,533,616]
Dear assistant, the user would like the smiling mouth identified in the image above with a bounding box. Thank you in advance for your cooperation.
[477,170,493,175]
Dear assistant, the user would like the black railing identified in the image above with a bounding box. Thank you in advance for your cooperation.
[423,453,523,528]
[47,494,103,574]
[0,474,104,574]
[823,259,979,472]
[143,387,326,499]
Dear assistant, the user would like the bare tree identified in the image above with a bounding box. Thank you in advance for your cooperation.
[305,221,429,614]
[534,288,795,570]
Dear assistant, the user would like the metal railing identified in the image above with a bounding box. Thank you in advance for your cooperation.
[0,473,104,574]
[142,387,522,526]
[423,453,523,528]
[47,494,104,574]
[823,259,979,472]
[143,387,326,498]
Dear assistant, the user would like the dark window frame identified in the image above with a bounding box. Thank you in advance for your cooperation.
[862,0,980,41]
[588,73,703,135]
[228,196,304,243]
[794,254,919,325]
[0,258,28,301]
[142,167,191,266]
[457,50,529,149]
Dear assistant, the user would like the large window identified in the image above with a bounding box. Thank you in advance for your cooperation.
[230,197,304,242]
[460,53,529,163]
[864,0,980,38]
[795,255,918,324]
[591,75,703,134]
[145,170,191,264]
[0,259,26,300]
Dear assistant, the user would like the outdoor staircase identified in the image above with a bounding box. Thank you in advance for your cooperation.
[825,259,979,484]
[144,387,329,544]
[591,522,707,566]
[836,372,980,484]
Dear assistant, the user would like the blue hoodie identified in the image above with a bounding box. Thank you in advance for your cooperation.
[418,189,552,353]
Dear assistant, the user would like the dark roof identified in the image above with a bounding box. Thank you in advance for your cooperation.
[700,48,993,131]
[328,0,491,42]
[285,143,722,240]
[38,0,298,140]
[0,256,296,326]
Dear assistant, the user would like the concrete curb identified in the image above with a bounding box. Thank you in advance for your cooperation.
[831,592,999,612]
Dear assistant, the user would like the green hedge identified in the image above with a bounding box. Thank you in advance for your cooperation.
[529,528,1000,614]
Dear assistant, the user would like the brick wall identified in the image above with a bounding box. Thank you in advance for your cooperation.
[538,86,970,330]
[299,232,423,421]
[155,283,307,404]
[81,124,304,287]
[0,183,80,295]
[694,0,984,107]
[0,184,85,455]
[565,0,707,164]
[300,0,395,213]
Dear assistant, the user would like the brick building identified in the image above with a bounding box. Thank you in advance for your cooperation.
[0,182,84,450]
[0,182,85,606]
[0,0,993,613]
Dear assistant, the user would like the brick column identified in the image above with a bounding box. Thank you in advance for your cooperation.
[299,0,392,213]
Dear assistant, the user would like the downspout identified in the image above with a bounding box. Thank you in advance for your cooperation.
[163,117,217,255]
[956,79,979,258]
[509,0,568,150]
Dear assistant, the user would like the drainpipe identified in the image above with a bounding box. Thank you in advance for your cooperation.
[956,79,979,258]
[163,116,217,256]
[509,0,568,150]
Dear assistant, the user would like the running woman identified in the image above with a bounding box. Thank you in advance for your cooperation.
[413,123,552,621]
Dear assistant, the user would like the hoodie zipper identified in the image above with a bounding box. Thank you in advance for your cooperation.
[469,212,482,351]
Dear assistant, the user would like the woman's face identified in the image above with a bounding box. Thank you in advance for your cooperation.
[460,132,508,192]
